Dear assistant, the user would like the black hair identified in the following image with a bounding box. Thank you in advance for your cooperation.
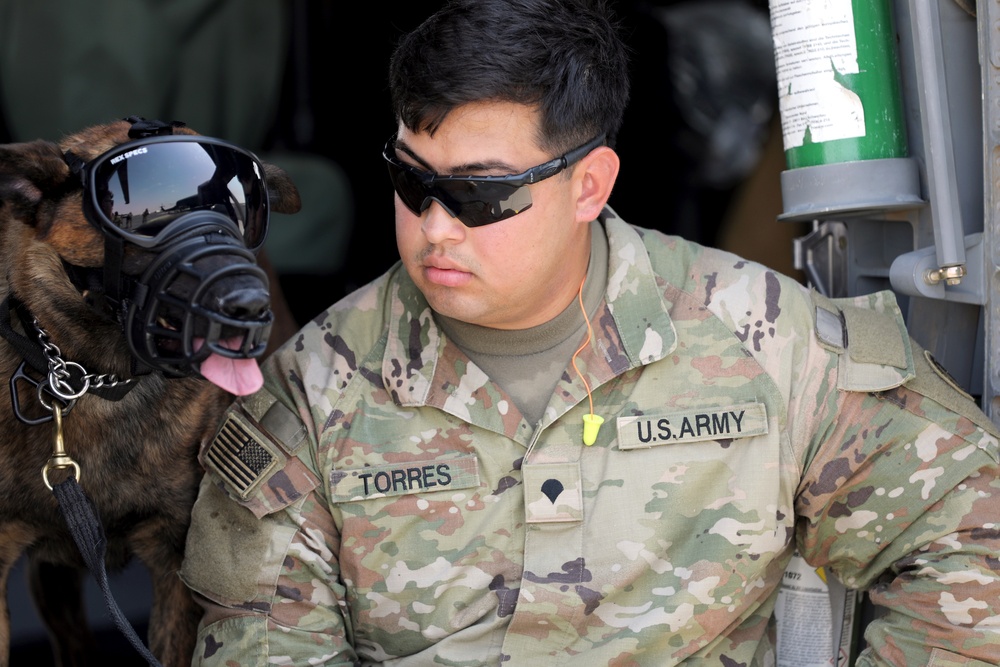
[388,0,631,154]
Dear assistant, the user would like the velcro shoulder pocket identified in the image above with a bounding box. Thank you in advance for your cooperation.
[200,390,319,519]
[811,290,914,392]
[907,343,1000,440]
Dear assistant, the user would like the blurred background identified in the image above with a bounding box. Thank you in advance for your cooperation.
[0,0,802,663]
[0,0,800,326]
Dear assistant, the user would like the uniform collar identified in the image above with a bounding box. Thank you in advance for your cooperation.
[600,206,678,364]
[382,206,678,413]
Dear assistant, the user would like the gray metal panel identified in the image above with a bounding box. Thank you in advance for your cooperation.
[977,0,1000,423]
[786,0,992,425]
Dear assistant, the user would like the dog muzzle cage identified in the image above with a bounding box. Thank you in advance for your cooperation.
[64,117,273,379]
[119,214,272,377]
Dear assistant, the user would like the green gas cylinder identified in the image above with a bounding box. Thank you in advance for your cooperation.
[769,0,908,168]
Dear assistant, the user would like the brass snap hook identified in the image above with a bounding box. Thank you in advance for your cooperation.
[42,403,81,490]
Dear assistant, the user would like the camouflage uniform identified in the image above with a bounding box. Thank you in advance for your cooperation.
[181,208,1000,666]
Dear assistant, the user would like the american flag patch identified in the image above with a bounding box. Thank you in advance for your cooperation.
[205,413,279,498]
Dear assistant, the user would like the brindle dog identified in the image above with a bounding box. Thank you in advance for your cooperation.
[0,119,301,666]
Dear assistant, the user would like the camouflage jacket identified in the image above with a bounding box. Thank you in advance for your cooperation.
[181,209,1000,666]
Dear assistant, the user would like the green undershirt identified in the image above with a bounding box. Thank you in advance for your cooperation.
[436,220,609,426]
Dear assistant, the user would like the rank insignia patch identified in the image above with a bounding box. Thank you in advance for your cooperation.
[205,412,280,499]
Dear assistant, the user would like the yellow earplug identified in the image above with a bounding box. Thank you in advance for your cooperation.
[582,413,604,446]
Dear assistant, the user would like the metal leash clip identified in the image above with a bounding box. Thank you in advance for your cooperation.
[42,403,81,490]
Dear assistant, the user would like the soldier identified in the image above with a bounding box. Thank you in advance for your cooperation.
[180,0,1000,664]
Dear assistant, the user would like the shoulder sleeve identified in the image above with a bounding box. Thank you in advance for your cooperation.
[181,474,361,666]
[182,392,359,665]
[199,390,320,518]
[799,293,1000,665]
[810,288,999,437]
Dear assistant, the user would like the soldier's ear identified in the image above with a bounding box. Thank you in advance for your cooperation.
[572,146,619,224]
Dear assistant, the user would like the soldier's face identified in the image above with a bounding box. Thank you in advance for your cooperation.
[392,101,593,330]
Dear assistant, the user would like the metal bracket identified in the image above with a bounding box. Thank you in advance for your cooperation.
[889,233,986,305]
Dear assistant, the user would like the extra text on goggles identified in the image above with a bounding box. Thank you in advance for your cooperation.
[71,135,269,250]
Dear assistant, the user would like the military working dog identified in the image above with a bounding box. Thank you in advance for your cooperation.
[0,117,300,666]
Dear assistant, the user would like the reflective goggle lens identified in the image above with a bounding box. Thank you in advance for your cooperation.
[88,139,268,248]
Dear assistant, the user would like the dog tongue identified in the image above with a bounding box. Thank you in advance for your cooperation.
[194,338,264,395]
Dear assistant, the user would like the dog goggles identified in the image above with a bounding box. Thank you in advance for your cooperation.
[383,133,606,227]
[73,135,269,250]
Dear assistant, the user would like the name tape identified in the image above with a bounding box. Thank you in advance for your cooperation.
[617,402,768,450]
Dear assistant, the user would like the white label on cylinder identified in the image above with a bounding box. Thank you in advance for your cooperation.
[769,0,865,150]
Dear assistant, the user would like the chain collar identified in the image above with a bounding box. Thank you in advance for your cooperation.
[32,317,137,404]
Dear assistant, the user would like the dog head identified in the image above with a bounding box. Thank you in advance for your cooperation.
[0,117,301,397]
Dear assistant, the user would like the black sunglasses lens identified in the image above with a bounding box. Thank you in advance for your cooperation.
[385,158,531,227]
[386,160,428,216]
[451,181,531,227]
[93,142,267,248]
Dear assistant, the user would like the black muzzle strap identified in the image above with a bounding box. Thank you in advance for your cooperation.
[0,295,50,374]
[103,234,126,308]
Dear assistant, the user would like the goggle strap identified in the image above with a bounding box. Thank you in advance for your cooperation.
[103,234,126,306]
[63,150,86,182]
[124,116,186,139]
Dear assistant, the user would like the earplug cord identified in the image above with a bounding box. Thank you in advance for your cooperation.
[571,276,596,417]
[571,276,604,445]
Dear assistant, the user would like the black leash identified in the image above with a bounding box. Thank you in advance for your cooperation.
[51,476,164,667]
[25,386,162,666]
[2,294,161,663]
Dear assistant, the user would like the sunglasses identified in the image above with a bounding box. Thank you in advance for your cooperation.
[383,133,606,227]
[70,135,269,250]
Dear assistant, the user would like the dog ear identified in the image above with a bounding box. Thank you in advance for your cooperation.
[0,141,72,224]
[262,162,303,215]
